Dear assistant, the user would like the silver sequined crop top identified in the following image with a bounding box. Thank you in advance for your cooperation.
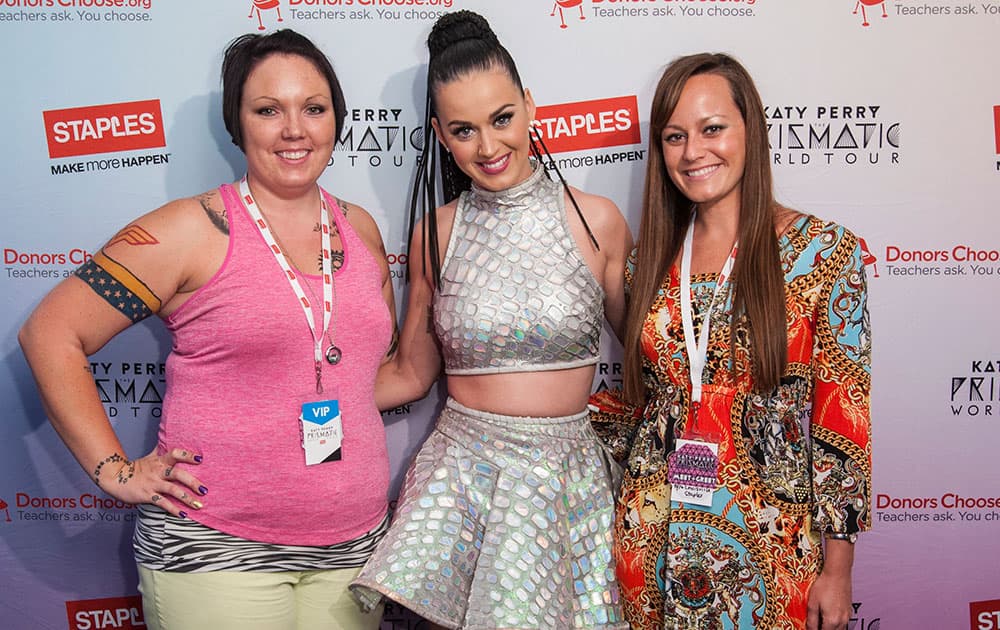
[433,165,604,375]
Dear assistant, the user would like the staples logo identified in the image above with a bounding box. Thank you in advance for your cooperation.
[66,596,145,630]
[43,100,166,159]
[533,95,641,155]
[972,599,1000,630]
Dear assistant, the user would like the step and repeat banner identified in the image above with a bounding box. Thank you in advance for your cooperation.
[1,1,998,628]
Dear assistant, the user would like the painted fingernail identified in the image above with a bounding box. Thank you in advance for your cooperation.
[198,485,208,495]
[194,455,203,463]
[192,500,204,510]
[179,511,188,519]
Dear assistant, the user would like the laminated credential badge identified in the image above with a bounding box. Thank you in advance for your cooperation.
[301,400,343,466]
[668,438,719,507]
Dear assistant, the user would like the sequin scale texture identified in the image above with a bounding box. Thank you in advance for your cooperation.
[351,399,626,629]
[433,165,605,375]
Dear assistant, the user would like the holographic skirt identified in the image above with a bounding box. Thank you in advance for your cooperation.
[350,398,627,629]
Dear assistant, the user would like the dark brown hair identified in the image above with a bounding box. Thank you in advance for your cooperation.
[623,52,786,404]
[221,29,347,150]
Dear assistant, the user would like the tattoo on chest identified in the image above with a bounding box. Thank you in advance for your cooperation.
[313,207,347,272]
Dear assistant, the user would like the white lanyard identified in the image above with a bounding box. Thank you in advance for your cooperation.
[239,175,334,394]
[679,214,738,409]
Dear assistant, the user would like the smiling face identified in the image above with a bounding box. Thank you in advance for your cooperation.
[661,73,747,215]
[430,67,536,192]
[239,53,336,199]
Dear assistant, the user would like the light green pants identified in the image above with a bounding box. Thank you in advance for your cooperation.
[137,565,383,630]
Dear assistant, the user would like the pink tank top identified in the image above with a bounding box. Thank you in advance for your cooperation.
[160,183,392,546]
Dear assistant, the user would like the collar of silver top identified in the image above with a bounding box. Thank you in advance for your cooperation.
[435,159,604,375]
[468,160,549,215]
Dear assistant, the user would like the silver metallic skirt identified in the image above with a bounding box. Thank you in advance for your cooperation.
[351,398,626,629]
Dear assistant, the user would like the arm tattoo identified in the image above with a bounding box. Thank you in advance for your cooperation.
[75,252,161,321]
[386,326,399,359]
[107,225,159,247]
[93,453,126,487]
[198,193,229,235]
[426,305,434,333]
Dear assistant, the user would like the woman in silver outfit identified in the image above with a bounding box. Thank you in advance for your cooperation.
[350,10,633,630]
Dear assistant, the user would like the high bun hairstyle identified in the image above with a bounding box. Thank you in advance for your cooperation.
[409,10,596,288]
[426,11,524,110]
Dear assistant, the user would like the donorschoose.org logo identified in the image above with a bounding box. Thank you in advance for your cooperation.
[248,0,284,30]
[551,0,585,29]
[854,0,889,27]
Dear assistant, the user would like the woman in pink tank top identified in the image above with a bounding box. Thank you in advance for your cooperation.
[20,29,395,629]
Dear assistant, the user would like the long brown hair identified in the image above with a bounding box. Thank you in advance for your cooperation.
[623,53,786,404]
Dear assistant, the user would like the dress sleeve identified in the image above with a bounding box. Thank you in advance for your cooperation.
[588,389,643,464]
[809,227,872,540]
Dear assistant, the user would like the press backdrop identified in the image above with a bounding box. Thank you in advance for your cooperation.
[2,1,999,628]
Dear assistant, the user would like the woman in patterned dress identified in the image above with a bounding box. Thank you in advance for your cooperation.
[591,53,872,630]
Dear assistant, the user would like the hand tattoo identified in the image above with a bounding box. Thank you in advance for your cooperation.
[115,461,137,485]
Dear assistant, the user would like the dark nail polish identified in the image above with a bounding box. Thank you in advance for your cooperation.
[179,511,188,519]
[199,486,208,495]
[194,455,203,463]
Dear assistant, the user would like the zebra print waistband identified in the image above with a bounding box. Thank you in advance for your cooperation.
[133,504,389,573]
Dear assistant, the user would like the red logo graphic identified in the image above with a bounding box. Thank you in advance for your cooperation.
[532,95,641,155]
[993,105,1000,154]
[0,496,11,522]
[854,0,888,26]
[66,596,145,630]
[107,226,160,247]
[43,100,166,159]
[971,599,1000,630]
[551,0,585,29]
[249,0,284,31]
[858,237,880,278]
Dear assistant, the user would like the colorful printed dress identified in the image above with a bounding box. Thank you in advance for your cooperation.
[591,215,872,629]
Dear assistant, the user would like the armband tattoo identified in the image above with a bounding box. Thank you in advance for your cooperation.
[75,251,162,321]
